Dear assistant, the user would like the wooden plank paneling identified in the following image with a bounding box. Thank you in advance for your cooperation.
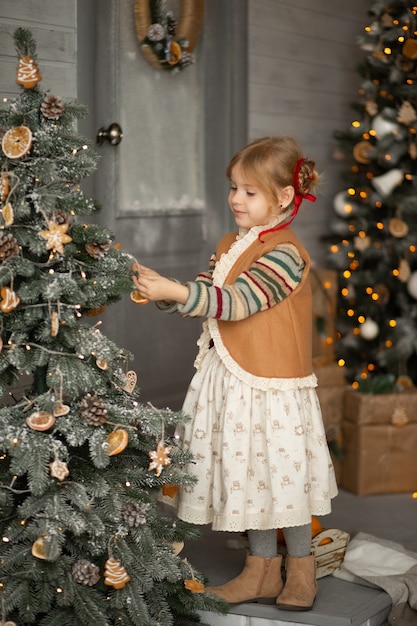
[248,0,373,264]
[0,0,76,99]
[0,24,76,62]
[0,0,75,28]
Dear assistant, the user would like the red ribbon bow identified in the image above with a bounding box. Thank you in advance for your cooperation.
[259,157,316,240]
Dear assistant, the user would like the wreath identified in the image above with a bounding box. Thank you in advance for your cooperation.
[134,0,205,72]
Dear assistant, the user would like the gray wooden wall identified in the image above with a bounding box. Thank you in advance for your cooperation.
[248,0,371,264]
[0,0,77,99]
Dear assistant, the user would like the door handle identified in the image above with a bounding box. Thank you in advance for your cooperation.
[96,122,123,146]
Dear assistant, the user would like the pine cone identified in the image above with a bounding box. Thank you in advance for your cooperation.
[52,209,71,226]
[179,51,194,69]
[167,15,177,36]
[0,232,19,261]
[85,241,112,259]
[41,94,65,120]
[123,502,150,527]
[80,393,108,426]
[72,559,100,586]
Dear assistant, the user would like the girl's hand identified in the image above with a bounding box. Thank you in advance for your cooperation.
[132,263,189,304]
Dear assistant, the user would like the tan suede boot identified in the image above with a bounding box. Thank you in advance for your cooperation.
[206,554,283,604]
[276,554,317,611]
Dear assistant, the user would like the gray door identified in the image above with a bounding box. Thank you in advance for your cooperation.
[77,0,247,409]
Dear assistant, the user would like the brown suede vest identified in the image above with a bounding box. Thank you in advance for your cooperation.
[215,227,313,379]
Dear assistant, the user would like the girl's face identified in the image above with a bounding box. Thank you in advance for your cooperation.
[228,164,279,229]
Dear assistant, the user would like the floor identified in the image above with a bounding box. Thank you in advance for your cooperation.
[179,488,417,626]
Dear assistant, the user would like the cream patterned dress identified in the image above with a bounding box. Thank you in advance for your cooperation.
[175,225,338,532]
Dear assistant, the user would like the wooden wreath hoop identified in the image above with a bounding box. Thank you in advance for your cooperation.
[134,0,205,71]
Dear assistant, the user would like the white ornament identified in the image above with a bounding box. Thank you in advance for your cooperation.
[333,191,359,217]
[360,318,379,340]
[407,271,417,299]
[371,169,403,197]
[371,114,399,138]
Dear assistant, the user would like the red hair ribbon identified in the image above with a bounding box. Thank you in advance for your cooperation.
[259,157,316,240]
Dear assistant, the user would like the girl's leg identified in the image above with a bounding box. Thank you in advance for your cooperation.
[282,523,311,557]
[247,529,277,558]
[277,522,317,611]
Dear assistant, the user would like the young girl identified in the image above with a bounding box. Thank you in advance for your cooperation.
[133,136,338,611]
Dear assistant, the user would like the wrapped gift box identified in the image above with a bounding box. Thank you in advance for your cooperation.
[316,383,347,428]
[344,389,417,425]
[341,420,417,495]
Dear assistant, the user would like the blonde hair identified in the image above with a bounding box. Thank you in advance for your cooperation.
[226,136,318,207]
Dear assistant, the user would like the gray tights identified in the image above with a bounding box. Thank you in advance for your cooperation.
[247,522,311,558]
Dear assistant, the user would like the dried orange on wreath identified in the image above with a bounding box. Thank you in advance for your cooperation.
[130,290,149,305]
[2,126,32,159]
[168,41,182,65]
[106,429,129,456]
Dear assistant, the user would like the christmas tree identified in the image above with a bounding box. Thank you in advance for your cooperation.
[0,28,224,625]
[328,0,417,392]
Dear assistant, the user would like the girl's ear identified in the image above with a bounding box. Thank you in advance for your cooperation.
[279,185,295,209]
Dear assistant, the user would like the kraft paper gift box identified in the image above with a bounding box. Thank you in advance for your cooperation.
[343,389,417,426]
[341,420,417,495]
[315,383,347,485]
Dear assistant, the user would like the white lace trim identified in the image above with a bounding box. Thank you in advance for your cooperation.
[194,224,316,391]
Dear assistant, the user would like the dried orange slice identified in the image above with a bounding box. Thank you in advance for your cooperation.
[26,410,56,431]
[53,401,70,417]
[130,290,149,305]
[2,126,33,159]
[106,429,129,456]
[168,41,182,65]
[31,536,47,559]
[2,201,14,226]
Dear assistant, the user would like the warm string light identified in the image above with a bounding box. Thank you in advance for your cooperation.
[71,144,88,155]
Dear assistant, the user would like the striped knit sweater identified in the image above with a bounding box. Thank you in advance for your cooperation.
[158,242,305,320]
